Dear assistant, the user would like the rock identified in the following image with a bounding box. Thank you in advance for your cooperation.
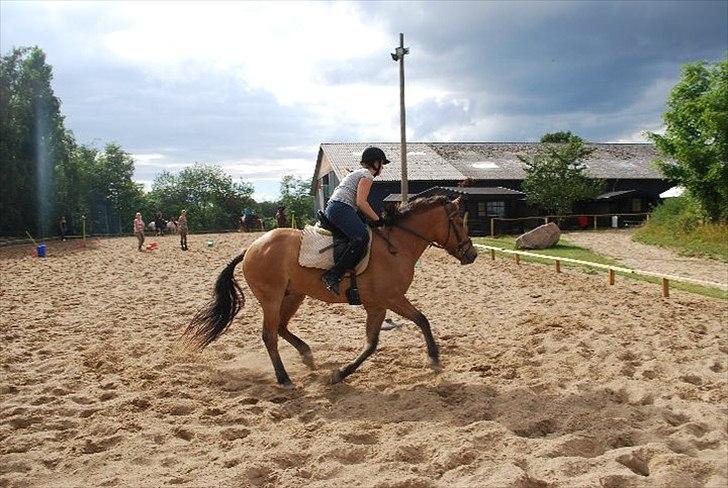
[515,222,560,249]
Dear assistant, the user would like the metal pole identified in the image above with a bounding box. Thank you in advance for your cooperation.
[392,33,409,204]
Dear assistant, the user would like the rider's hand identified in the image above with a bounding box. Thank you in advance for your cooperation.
[370,217,385,228]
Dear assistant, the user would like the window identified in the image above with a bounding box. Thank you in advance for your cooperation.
[321,174,332,201]
[486,201,506,218]
[477,202,486,217]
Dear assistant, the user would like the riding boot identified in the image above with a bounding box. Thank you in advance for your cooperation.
[322,244,358,295]
[322,239,367,296]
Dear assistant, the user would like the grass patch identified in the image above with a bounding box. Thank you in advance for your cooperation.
[474,236,619,266]
[473,235,727,300]
[634,198,728,262]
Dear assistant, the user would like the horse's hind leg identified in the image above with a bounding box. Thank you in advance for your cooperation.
[260,299,293,386]
[331,306,386,384]
[278,292,314,368]
[388,297,441,370]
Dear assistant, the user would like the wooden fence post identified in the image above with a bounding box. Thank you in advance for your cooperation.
[609,269,615,285]
[662,278,670,298]
[515,254,520,266]
[555,260,561,273]
[593,216,597,230]
[490,218,495,237]
[490,249,495,260]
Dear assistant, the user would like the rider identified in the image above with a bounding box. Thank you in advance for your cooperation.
[322,146,389,295]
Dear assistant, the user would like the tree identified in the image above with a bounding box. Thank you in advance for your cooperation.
[648,59,728,221]
[540,131,584,144]
[149,163,255,231]
[278,175,314,228]
[519,137,604,215]
[0,46,70,237]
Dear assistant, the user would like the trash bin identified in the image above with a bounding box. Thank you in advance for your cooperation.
[36,243,46,257]
[611,215,619,228]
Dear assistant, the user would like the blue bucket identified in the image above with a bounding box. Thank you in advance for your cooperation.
[36,243,46,257]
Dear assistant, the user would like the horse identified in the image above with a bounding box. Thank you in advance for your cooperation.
[183,196,477,386]
[166,220,178,234]
[241,214,263,232]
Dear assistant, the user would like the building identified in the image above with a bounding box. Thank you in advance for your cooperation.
[311,142,672,234]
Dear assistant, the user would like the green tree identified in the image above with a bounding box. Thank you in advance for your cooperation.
[150,163,255,231]
[278,175,313,228]
[93,144,145,234]
[519,137,604,215]
[0,46,70,237]
[648,59,728,221]
[540,131,584,144]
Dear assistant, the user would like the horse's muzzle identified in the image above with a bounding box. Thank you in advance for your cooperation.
[460,244,478,265]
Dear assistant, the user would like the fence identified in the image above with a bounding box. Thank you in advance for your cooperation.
[489,213,651,237]
[474,244,728,298]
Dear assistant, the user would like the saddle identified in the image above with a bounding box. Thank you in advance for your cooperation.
[298,211,372,274]
[298,211,372,305]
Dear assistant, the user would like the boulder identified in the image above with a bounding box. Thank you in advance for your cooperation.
[515,222,561,249]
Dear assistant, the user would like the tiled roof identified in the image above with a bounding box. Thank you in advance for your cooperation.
[436,186,525,196]
[320,143,466,182]
[319,142,666,181]
[382,186,524,202]
[594,190,638,200]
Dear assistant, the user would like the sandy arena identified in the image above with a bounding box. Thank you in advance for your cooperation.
[1,232,726,487]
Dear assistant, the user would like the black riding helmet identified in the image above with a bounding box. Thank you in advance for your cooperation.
[361,146,391,166]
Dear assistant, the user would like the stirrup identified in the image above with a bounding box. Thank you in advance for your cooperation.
[346,274,361,305]
[322,271,341,295]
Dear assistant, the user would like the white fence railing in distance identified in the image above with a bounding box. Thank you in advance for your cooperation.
[474,244,728,298]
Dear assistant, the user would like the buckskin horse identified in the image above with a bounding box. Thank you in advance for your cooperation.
[183,195,477,385]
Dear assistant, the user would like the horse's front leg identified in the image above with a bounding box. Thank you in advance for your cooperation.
[388,297,441,371]
[331,306,386,384]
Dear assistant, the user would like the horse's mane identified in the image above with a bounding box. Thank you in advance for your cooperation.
[383,195,450,225]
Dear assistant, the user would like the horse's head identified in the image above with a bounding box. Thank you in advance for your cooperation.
[387,195,477,265]
[436,197,478,265]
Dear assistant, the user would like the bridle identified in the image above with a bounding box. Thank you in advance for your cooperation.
[389,201,474,261]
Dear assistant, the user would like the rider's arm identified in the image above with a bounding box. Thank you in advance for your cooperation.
[356,178,380,221]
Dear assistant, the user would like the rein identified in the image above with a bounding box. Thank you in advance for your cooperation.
[388,203,472,259]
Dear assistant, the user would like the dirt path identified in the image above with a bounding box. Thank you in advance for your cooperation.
[1,233,726,487]
[562,229,728,286]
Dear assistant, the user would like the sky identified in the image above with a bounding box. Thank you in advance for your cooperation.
[1,1,726,200]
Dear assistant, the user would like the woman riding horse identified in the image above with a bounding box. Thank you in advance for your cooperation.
[184,171,477,387]
[321,146,388,295]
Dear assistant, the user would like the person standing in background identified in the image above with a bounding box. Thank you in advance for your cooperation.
[178,209,189,251]
[133,212,145,251]
[58,216,67,241]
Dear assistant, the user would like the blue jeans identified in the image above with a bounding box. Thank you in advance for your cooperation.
[324,200,369,251]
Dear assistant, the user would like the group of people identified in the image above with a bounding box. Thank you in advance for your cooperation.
[133,210,189,251]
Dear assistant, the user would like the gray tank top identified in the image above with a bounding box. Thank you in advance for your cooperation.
[328,168,374,208]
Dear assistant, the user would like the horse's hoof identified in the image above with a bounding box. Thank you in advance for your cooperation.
[278,380,294,389]
[330,369,344,384]
[302,353,316,370]
[429,359,443,373]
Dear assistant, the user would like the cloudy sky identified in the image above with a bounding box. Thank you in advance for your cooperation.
[1,1,726,200]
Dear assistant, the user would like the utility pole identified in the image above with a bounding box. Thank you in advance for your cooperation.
[391,33,410,203]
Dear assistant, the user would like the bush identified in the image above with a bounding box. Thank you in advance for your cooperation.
[635,197,728,261]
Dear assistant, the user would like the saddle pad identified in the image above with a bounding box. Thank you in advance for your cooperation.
[298,225,372,275]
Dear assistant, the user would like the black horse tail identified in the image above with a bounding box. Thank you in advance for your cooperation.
[183,250,246,351]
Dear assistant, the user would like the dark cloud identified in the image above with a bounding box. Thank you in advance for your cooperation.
[1,0,726,196]
[358,1,727,139]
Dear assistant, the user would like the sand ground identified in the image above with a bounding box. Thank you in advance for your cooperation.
[1,232,726,487]
[562,229,728,286]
